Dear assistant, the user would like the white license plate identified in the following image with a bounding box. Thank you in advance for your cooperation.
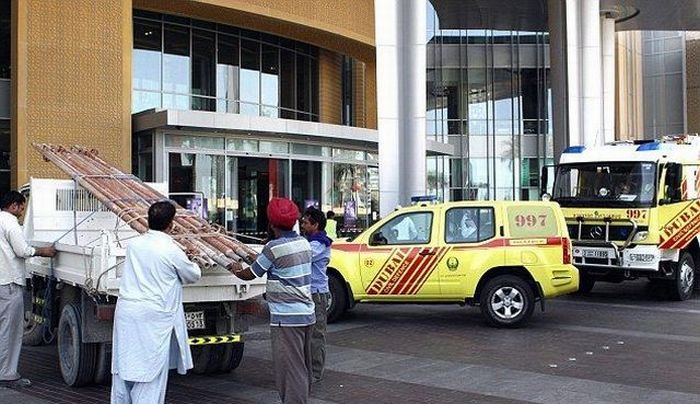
[582,249,612,259]
[185,311,205,330]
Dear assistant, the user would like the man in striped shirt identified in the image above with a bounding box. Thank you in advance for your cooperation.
[232,198,315,404]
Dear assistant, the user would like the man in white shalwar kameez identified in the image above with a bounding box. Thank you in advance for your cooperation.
[111,201,201,404]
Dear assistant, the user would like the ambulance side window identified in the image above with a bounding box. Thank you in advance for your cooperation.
[444,207,495,244]
[370,212,433,246]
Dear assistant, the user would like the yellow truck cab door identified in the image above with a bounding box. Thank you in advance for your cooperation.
[658,162,700,250]
[438,206,504,297]
[360,210,442,298]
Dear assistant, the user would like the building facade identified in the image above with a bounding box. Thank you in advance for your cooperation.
[4,0,422,235]
[426,4,554,202]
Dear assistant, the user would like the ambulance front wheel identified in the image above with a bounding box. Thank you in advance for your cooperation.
[327,273,347,324]
[480,275,535,328]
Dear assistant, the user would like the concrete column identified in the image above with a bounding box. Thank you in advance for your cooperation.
[601,16,616,143]
[564,0,581,147]
[547,0,569,160]
[579,0,603,146]
[375,0,426,217]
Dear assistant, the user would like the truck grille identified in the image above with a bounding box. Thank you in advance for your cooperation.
[568,224,646,242]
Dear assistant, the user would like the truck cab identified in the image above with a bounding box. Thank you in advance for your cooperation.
[326,200,579,328]
[547,135,700,300]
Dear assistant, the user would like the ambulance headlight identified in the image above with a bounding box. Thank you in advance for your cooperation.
[632,231,648,242]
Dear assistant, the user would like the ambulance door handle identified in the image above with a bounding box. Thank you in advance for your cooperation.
[418,249,435,256]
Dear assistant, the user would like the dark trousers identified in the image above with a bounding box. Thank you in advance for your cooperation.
[311,293,328,382]
[270,325,313,404]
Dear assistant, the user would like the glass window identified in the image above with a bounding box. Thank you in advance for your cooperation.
[0,0,11,79]
[291,143,324,156]
[163,24,190,95]
[191,29,216,111]
[280,50,296,119]
[333,149,365,161]
[217,33,239,113]
[227,138,258,152]
[370,212,433,245]
[240,39,260,116]
[168,153,226,226]
[296,54,311,117]
[165,135,225,150]
[292,160,322,212]
[261,45,279,118]
[259,140,288,154]
[133,20,162,112]
[445,207,494,243]
[341,56,353,126]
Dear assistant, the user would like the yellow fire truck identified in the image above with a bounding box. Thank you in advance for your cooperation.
[546,134,700,300]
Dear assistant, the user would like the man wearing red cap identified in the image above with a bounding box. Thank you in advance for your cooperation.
[232,198,315,404]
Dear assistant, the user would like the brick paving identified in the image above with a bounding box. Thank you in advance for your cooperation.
[2,280,700,403]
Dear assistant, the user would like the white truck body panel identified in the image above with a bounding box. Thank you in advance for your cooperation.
[23,178,266,303]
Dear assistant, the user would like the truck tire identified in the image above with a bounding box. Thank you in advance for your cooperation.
[479,275,535,328]
[58,303,98,387]
[577,273,596,294]
[191,345,214,374]
[218,342,244,373]
[93,342,112,385]
[327,273,348,324]
[670,252,695,301]
[23,286,47,346]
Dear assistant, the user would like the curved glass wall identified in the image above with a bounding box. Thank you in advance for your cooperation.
[133,10,319,121]
[426,4,553,202]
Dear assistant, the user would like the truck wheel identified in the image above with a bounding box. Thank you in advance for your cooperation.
[58,303,97,387]
[93,342,112,385]
[670,252,695,301]
[577,273,596,294]
[218,342,244,373]
[191,345,214,374]
[23,286,47,346]
[479,275,535,328]
[327,273,348,324]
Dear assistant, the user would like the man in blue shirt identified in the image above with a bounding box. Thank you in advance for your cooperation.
[300,208,333,383]
[232,198,314,403]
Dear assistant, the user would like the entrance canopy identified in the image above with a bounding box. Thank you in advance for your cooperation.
[133,109,453,157]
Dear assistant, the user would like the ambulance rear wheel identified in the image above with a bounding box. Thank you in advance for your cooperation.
[480,275,535,328]
[58,303,97,387]
[670,252,695,301]
[327,273,347,324]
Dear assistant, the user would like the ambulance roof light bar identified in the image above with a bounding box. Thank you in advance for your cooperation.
[411,195,438,205]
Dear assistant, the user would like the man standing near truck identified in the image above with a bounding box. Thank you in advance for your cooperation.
[0,191,56,389]
[232,197,315,403]
[300,208,333,383]
[111,201,201,404]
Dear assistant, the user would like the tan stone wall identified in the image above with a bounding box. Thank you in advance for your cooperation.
[615,31,644,141]
[686,38,700,134]
[11,0,132,188]
[318,49,342,125]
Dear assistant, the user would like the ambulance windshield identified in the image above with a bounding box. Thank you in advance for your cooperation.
[552,162,657,208]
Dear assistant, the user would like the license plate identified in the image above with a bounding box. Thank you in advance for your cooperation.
[582,249,612,259]
[185,311,205,330]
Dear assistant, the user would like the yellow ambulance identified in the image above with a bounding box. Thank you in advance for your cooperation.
[547,134,700,300]
[326,200,579,328]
